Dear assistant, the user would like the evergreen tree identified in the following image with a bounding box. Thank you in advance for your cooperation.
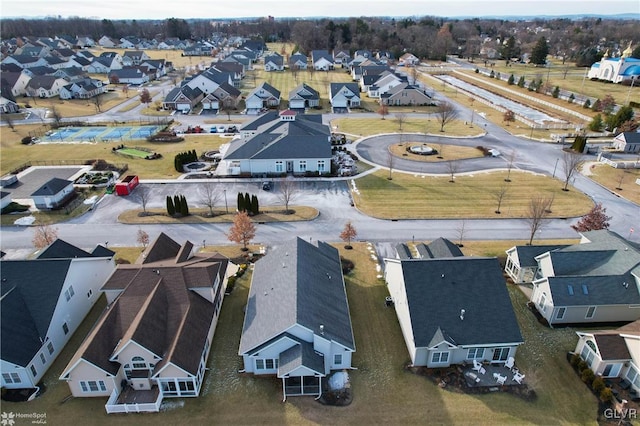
[166,195,175,216]
[237,192,244,212]
[592,99,602,112]
[552,86,560,98]
[517,75,525,87]
[583,99,591,109]
[530,36,549,66]
[251,194,259,215]
[489,70,495,78]
[606,105,635,131]
[507,74,515,85]
[180,195,189,216]
[244,193,251,213]
[174,195,181,214]
[568,93,575,103]
[589,114,604,132]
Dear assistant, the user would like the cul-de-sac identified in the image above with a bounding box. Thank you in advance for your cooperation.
[1,3,639,425]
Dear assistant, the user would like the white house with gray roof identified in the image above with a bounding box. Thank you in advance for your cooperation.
[384,252,523,367]
[238,238,355,400]
[221,110,331,176]
[527,230,640,326]
[1,240,115,390]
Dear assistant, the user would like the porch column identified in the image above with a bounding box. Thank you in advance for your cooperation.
[317,376,322,399]
[281,377,287,402]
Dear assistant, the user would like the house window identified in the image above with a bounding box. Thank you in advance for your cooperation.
[256,359,264,370]
[47,342,54,355]
[275,161,283,173]
[492,348,510,362]
[132,356,147,369]
[556,307,566,320]
[537,292,547,313]
[581,341,596,367]
[40,353,46,365]
[30,365,37,377]
[2,373,21,384]
[62,322,69,335]
[318,160,326,172]
[64,285,75,302]
[334,354,343,365]
[80,380,106,393]
[467,348,484,360]
[256,358,278,370]
[586,306,596,319]
[299,161,307,172]
[431,352,449,364]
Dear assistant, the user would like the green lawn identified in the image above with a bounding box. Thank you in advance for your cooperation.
[117,148,151,158]
[2,241,598,424]
[352,169,594,219]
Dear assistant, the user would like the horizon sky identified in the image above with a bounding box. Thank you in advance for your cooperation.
[1,0,639,20]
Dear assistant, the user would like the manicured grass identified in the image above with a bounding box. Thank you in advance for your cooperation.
[1,241,598,424]
[117,206,318,224]
[389,142,485,162]
[331,117,484,138]
[117,148,152,158]
[352,169,593,219]
[586,163,640,205]
[16,90,129,118]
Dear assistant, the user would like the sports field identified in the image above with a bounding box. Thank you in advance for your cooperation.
[40,125,162,142]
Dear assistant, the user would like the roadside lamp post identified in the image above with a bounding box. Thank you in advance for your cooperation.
[552,158,559,178]
[223,189,228,214]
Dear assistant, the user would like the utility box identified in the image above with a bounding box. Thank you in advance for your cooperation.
[115,175,139,196]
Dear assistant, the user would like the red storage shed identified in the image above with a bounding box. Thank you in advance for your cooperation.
[115,175,139,196]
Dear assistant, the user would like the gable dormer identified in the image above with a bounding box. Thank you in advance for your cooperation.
[279,110,296,121]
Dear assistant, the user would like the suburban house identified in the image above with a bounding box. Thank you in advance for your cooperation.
[108,68,150,85]
[1,240,115,390]
[333,50,351,67]
[200,82,241,111]
[1,71,31,97]
[0,93,20,114]
[162,86,204,112]
[587,43,640,84]
[380,83,434,106]
[364,71,405,97]
[574,320,640,393]
[288,83,320,110]
[54,66,89,82]
[98,36,119,48]
[86,56,122,74]
[183,42,213,56]
[1,55,48,69]
[59,78,106,100]
[311,50,335,71]
[238,238,355,400]
[384,248,523,367]
[612,132,640,153]
[30,177,75,210]
[60,233,237,413]
[184,68,235,95]
[0,191,12,210]
[288,52,308,70]
[263,53,284,71]
[221,110,331,176]
[329,83,361,112]
[398,52,420,67]
[122,51,151,66]
[25,75,68,98]
[505,244,569,284]
[516,230,640,326]
[245,82,281,114]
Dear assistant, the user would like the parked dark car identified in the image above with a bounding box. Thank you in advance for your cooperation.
[262,181,272,191]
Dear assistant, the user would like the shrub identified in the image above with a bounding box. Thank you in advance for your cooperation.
[581,368,595,384]
[341,256,355,274]
[507,74,515,85]
[600,387,613,403]
[568,93,575,103]
[474,68,479,73]
[577,359,588,372]
[226,275,237,293]
[21,136,33,145]
[583,99,591,109]
[592,376,606,394]
[570,353,582,368]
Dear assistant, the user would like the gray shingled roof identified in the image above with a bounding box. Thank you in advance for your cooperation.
[1,259,72,366]
[548,274,640,306]
[38,239,92,259]
[512,245,569,268]
[395,243,412,260]
[416,238,463,259]
[398,257,523,348]
[30,178,72,196]
[329,83,360,99]
[278,340,325,377]
[224,113,330,161]
[239,238,355,355]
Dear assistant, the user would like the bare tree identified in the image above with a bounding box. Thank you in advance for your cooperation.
[50,106,63,127]
[136,229,150,248]
[140,88,152,107]
[456,219,466,247]
[199,182,223,216]
[387,150,394,180]
[493,184,509,214]
[32,223,58,250]
[436,101,459,132]
[93,93,103,112]
[527,195,553,245]
[136,186,151,215]
[278,178,299,214]
[446,160,459,182]
[410,67,419,85]
[5,115,16,132]
[377,103,389,120]
[561,151,582,191]
[616,170,626,190]
[505,150,516,182]
[340,221,358,249]
[395,113,407,131]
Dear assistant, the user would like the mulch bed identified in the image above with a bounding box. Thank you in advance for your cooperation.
[407,364,537,402]
[318,387,353,406]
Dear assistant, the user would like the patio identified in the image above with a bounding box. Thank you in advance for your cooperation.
[462,362,526,388]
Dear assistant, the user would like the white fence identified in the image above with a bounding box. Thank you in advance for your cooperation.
[105,389,163,413]
[597,155,640,169]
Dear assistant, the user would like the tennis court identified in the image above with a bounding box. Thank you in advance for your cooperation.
[40,125,164,143]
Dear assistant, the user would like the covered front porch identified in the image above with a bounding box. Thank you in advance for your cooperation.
[282,376,322,397]
[278,341,326,400]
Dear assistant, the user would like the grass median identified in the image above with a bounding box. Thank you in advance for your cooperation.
[118,206,318,224]
[352,169,593,219]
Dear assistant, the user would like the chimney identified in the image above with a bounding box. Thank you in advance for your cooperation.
[460,309,465,320]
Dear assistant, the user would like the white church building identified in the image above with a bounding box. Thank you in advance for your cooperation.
[587,43,640,84]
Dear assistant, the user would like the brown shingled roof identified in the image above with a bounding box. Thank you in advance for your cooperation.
[593,334,631,361]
